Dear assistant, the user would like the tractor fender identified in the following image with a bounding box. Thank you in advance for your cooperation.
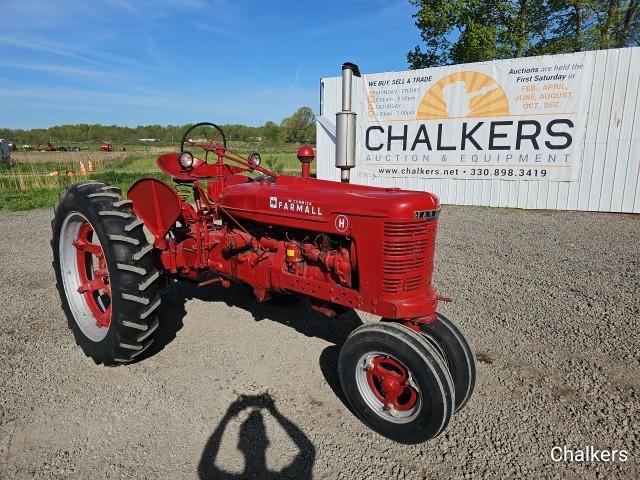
[127,178,182,241]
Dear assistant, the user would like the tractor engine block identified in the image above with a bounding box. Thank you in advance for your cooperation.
[163,219,355,311]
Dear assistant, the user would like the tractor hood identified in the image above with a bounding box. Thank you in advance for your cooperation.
[218,175,439,232]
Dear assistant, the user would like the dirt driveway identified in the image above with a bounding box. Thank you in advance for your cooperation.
[0,206,638,479]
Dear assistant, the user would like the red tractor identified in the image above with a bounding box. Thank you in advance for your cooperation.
[51,64,476,444]
[100,142,113,152]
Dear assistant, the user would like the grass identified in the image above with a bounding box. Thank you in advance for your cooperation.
[0,170,167,211]
[10,150,136,165]
[112,155,160,172]
[0,152,160,211]
[0,144,315,211]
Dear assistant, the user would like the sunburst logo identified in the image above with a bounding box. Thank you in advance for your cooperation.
[417,71,509,119]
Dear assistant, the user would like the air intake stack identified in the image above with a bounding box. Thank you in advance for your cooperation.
[335,62,360,183]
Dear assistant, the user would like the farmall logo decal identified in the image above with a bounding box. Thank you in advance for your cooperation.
[269,196,323,216]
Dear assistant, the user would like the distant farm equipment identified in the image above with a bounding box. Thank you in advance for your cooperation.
[0,139,12,166]
[37,142,58,152]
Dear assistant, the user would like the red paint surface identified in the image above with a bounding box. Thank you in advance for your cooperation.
[127,146,442,322]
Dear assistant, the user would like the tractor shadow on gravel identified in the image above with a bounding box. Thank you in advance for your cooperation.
[141,280,361,409]
[197,393,316,479]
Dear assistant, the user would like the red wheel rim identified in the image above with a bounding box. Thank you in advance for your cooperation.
[366,355,419,412]
[72,222,111,328]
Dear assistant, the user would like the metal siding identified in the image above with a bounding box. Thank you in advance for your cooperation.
[316,48,640,213]
[609,48,634,212]
[557,181,570,210]
[618,48,640,212]
[599,49,629,211]
[576,50,607,210]
[588,50,619,210]
[536,181,549,209]
[482,179,492,205]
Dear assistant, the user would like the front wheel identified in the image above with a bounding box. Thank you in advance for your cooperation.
[338,322,455,444]
[51,181,161,365]
[420,313,477,412]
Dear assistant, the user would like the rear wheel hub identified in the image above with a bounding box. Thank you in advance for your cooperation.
[59,213,112,341]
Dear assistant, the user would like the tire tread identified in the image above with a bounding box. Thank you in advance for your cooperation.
[51,181,162,366]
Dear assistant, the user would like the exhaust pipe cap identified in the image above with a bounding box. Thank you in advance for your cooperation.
[342,62,361,77]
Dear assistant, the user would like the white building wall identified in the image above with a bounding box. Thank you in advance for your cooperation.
[317,48,640,213]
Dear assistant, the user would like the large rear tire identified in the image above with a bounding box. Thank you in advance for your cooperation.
[51,181,161,365]
[338,322,455,444]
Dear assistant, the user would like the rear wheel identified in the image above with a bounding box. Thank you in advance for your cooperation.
[51,181,161,365]
[338,322,454,444]
[419,313,477,412]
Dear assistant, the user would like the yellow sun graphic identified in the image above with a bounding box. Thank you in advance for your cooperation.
[417,71,509,119]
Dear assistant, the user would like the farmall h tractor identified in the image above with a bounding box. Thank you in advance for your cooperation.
[51,63,476,444]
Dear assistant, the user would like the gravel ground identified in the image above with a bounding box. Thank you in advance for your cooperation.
[0,206,638,479]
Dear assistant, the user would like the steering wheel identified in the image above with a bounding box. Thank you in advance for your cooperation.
[180,122,227,155]
[173,121,274,179]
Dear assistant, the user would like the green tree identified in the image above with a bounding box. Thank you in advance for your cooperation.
[261,121,281,143]
[0,112,311,147]
[280,107,316,144]
[408,0,639,68]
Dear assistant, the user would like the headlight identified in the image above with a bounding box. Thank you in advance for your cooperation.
[248,152,261,168]
[179,151,194,170]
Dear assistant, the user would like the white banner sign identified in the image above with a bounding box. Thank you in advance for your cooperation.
[361,54,594,181]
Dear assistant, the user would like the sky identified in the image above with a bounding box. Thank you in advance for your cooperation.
[0,0,422,129]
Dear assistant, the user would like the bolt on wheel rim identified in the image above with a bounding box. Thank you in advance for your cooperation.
[59,212,111,342]
[355,352,422,424]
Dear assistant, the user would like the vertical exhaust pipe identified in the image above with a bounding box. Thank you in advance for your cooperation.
[336,62,360,183]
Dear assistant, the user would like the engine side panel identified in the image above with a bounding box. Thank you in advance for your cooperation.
[218,175,440,235]
[215,175,441,319]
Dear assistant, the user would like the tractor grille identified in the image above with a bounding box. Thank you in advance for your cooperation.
[382,219,437,294]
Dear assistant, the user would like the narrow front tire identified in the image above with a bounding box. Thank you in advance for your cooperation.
[420,313,477,412]
[338,322,455,444]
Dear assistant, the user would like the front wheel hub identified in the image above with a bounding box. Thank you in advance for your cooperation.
[356,352,422,423]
